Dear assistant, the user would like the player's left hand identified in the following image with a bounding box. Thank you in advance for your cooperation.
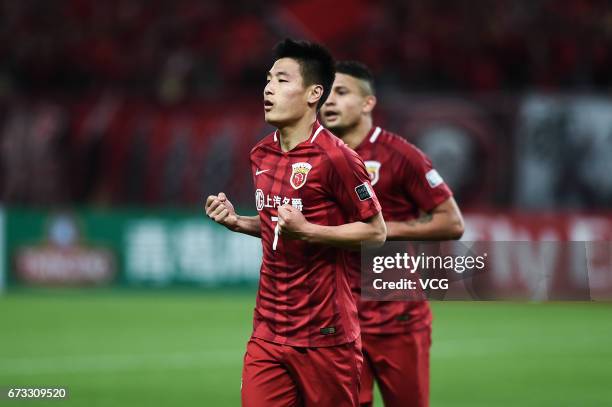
[277,204,309,240]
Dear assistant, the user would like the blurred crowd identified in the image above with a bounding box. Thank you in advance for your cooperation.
[0,0,611,209]
[0,0,610,99]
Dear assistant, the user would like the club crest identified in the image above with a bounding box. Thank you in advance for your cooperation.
[364,160,381,186]
[290,162,312,190]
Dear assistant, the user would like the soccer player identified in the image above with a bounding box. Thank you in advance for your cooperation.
[205,40,387,406]
[321,61,465,407]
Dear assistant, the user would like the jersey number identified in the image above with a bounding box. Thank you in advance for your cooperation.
[271,216,279,250]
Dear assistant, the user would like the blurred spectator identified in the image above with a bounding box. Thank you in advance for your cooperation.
[1,101,70,204]
[0,0,610,209]
[0,0,610,95]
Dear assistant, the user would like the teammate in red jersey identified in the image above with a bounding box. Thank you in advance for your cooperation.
[205,41,387,407]
[321,61,464,407]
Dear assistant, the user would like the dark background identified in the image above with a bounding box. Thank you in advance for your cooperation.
[1,0,611,211]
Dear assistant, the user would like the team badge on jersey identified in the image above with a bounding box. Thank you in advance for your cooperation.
[364,160,381,186]
[290,162,312,189]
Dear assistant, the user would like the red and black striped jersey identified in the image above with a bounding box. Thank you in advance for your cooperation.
[351,126,453,334]
[250,121,381,347]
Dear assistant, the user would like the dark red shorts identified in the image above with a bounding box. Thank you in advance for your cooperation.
[241,336,363,407]
[359,328,431,407]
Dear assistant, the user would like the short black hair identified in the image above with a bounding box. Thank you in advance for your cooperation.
[335,60,375,95]
[273,38,335,110]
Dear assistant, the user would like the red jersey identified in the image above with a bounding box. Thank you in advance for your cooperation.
[250,121,381,347]
[351,126,453,334]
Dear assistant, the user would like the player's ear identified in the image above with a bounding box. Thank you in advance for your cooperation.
[363,95,377,114]
[307,84,324,106]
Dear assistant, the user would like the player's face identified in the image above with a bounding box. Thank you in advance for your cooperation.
[321,73,368,132]
[264,58,309,127]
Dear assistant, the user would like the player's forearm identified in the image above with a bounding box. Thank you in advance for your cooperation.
[301,214,386,250]
[386,197,464,241]
[385,212,464,241]
[230,215,261,238]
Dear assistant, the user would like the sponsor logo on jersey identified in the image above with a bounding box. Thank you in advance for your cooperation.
[255,189,304,212]
[255,189,265,211]
[364,160,381,186]
[290,162,312,190]
[426,169,444,188]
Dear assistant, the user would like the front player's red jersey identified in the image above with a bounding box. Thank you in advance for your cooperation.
[250,121,381,347]
[352,126,453,335]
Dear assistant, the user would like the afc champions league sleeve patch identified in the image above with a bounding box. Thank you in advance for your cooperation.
[425,169,444,188]
[355,182,374,201]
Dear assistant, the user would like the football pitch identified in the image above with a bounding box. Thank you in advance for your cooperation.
[1,289,611,406]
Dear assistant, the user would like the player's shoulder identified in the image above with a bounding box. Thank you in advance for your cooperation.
[375,127,429,162]
[250,131,277,156]
[314,127,363,163]
[375,127,415,151]
[312,126,344,149]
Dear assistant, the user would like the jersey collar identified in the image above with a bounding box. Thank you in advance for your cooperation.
[354,126,382,151]
[369,126,382,143]
[273,120,324,146]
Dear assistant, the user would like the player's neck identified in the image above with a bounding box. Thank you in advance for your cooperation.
[277,111,317,152]
[339,116,373,150]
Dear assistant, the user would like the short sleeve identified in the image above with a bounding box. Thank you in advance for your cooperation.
[325,145,382,222]
[398,145,452,212]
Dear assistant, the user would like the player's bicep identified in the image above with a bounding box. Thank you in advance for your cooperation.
[400,149,452,212]
[326,148,381,222]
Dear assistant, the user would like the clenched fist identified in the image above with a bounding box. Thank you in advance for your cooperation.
[277,204,310,240]
[205,192,238,230]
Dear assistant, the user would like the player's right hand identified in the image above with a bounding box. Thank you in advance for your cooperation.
[205,192,238,229]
